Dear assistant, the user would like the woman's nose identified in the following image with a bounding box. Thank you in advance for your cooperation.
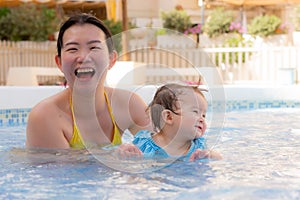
[76,49,91,63]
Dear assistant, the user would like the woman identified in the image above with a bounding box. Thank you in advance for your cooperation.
[26,13,151,149]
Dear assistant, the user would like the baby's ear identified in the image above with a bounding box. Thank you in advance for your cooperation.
[161,110,174,125]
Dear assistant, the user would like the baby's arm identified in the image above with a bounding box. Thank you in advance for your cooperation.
[189,149,222,161]
[116,143,143,158]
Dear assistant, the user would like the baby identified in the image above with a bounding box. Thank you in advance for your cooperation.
[118,83,222,161]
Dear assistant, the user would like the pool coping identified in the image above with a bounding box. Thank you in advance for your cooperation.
[1,85,300,127]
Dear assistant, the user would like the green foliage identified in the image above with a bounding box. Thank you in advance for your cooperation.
[0,4,58,41]
[294,5,300,31]
[103,19,123,35]
[0,7,10,18]
[161,9,192,33]
[155,28,167,36]
[248,15,281,37]
[215,35,253,66]
[103,19,123,53]
[203,7,234,38]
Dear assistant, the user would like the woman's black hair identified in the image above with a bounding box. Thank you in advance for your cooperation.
[56,13,114,57]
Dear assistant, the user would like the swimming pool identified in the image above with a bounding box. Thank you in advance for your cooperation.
[1,85,300,199]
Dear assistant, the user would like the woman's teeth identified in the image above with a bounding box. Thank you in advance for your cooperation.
[74,68,95,78]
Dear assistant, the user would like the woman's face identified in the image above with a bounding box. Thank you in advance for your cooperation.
[56,23,112,88]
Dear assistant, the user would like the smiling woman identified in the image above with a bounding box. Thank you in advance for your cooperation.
[25,13,151,150]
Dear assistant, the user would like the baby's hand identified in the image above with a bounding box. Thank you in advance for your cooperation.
[189,149,222,161]
[189,149,210,161]
[115,143,143,158]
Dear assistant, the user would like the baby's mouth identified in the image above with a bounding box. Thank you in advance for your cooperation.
[196,125,203,134]
[74,68,95,78]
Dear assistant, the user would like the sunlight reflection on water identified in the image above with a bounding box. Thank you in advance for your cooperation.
[0,108,300,199]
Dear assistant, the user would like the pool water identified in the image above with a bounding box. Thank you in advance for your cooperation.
[1,108,300,199]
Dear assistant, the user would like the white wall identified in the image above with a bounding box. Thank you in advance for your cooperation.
[0,86,65,109]
[1,85,300,110]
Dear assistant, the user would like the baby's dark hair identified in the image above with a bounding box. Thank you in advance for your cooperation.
[148,83,205,132]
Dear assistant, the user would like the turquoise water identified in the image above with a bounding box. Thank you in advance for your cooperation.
[1,108,300,199]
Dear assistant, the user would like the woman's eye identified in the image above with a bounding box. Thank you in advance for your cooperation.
[66,47,77,52]
[91,46,102,50]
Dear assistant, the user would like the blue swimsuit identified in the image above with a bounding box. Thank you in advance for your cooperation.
[132,130,207,159]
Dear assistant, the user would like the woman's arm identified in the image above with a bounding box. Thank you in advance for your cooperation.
[26,102,70,149]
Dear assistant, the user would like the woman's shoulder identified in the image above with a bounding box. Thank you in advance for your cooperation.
[105,87,148,110]
[105,87,150,134]
[105,86,142,101]
[30,89,68,117]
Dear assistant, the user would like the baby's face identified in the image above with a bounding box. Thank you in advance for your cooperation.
[174,90,208,140]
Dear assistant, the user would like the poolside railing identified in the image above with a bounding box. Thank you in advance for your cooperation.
[126,43,300,84]
[0,40,57,85]
[0,40,299,85]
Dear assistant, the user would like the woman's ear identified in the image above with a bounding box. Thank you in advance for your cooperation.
[108,50,117,70]
[55,55,63,72]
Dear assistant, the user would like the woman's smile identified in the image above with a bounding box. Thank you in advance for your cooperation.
[74,67,96,79]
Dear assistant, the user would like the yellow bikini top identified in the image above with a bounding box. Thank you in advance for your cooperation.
[69,91,122,149]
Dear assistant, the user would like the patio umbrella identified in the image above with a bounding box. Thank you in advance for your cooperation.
[0,0,107,8]
[222,0,300,6]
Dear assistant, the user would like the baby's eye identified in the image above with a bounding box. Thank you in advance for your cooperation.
[193,110,199,114]
[202,114,206,118]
